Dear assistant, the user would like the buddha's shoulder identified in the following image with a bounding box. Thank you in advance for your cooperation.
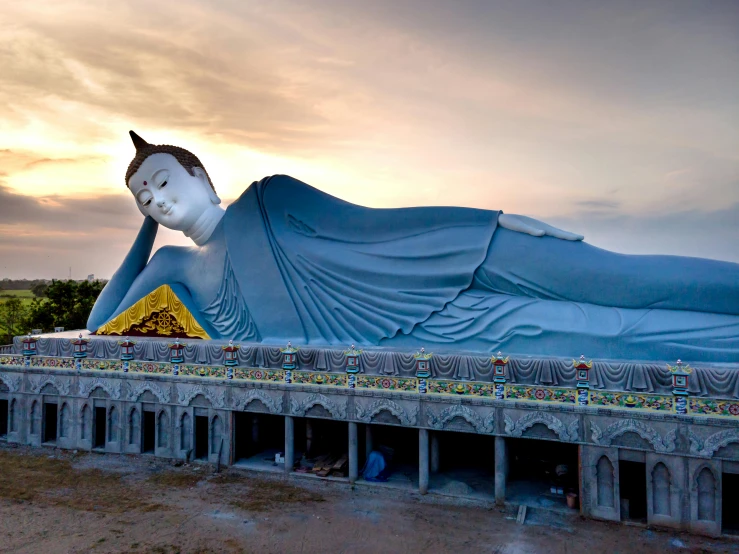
[230,175,320,207]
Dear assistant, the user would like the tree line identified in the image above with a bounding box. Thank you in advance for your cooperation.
[0,280,106,344]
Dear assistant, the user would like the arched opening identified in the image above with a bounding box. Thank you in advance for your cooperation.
[107,406,118,442]
[30,401,38,436]
[428,429,495,500]
[723,470,739,534]
[597,456,615,508]
[129,408,140,446]
[0,398,7,437]
[180,412,191,451]
[233,411,285,470]
[43,402,58,444]
[80,404,90,441]
[9,399,17,433]
[697,467,716,522]
[210,416,223,456]
[652,462,671,516]
[59,403,69,438]
[157,411,169,449]
[619,458,647,522]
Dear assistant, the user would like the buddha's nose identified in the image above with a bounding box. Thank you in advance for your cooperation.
[157,199,166,208]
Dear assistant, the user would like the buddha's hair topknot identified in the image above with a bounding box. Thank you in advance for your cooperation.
[125,143,216,193]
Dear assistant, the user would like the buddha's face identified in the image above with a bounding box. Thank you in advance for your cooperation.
[128,153,219,231]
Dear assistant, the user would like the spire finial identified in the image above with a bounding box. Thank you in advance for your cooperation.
[129,130,150,152]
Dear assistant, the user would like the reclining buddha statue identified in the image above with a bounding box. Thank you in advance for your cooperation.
[87,131,739,362]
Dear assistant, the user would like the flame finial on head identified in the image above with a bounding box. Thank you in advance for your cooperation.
[129,130,150,152]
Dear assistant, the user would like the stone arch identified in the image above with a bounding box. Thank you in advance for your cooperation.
[652,462,671,516]
[129,382,169,404]
[157,410,169,448]
[428,405,487,433]
[522,422,559,441]
[232,389,283,414]
[40,382,60,395]
[59,402,70,438]
[505,412,578,442]
[210,415,222,455]
[695,429,739,458]
[108,406,118,442]
[189,393,212,408]
[9,398,17,433]
[180,412,191,450]
[290,394,347,419]
[696,466,717,521]
[80,404,90,440]
[30,400,38,435]
[592,420,674,453]
[357,398,417,427]
[129,407,140,446]
[596,455,615,508]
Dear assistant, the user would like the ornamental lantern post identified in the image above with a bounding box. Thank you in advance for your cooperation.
[222,340,240,379]
[491,351,510,400]
[414,347,432,393]
[281,341,299,384]
[344,344,362,389]
[574,355,593,406]
[118,337,136,372]
[70,333,90,372]
[668,359,692,415]
[22,334,38,357]
[168,338,185,375]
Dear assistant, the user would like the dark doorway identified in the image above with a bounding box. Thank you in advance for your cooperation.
[361,424,419,488]
[429,431,495,499]
[43,403,58,443]
[619,460,647,522]
[94,407,107,448]
[506,437,579,510]
[194,415,209,460]
[722,473,739,534]
[0,399,7,437]
[142,411,156,453]
[233,412,285,470]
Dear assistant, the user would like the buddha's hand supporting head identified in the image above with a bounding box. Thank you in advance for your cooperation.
[125,131,221,232]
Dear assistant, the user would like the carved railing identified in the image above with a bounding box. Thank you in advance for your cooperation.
[2,354,739,421]
[0,344,13,354]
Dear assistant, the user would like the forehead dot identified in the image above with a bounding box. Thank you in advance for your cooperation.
[143,181,147,186]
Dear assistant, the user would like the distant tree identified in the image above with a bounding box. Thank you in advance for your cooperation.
[0,297,29,343]
[31,283,49,298]
[24,279,106,333]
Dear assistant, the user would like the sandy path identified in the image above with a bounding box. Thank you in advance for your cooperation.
[0,443,734,554]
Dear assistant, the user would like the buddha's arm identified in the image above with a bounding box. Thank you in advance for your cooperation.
[87,217,159,330]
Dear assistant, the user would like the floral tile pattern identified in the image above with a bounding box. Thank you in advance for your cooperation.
[233,368,284,383]
[356,376,418,392]
[590,391,674,412]
[689,398,739,418]
[427,380,496,396]
[505,385,576,404]
[291,371,347,387]
[178,365,227,379]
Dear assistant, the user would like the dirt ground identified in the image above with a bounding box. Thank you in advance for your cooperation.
[0,443,736,554]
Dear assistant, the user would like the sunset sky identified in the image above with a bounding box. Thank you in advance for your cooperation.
[1,0,737,279]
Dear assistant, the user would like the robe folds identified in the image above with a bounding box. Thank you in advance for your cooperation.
[225,175,499,345]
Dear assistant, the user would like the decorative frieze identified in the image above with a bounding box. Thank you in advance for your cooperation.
[232,389,283,414]
[504,412,579,442]
[78,377,122,400]
[290,393,347,419]
[356,398,418,426]
[427,404,492,434]
[590,419,676,453]
[176,384,226,408]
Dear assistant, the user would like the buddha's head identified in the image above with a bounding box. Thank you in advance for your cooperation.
[125,131,221,231]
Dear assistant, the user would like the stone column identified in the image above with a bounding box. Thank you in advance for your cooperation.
[365,424,373,457]
[430,432,440,474]
[349,422,359,483]
[495,435,507,505]
[419,428,429,494]
[284,416,294,473]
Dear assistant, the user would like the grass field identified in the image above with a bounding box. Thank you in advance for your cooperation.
[0,289,35,298]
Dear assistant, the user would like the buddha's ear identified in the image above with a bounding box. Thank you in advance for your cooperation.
[192,167,221,205]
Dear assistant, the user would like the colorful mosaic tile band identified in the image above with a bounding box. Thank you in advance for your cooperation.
[689,398,739,419]
[3,355,739,420]
[356,376,418,392]
[505,385,576,404]
[427,380,496,397]
[590,391,674,412]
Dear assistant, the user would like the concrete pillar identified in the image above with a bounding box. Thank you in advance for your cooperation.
[365,424,373,457]
[495,435,507,505]
[419,428,429,494]
[349,422,359,483]
[430,432,440,474]
[284,416,294,473]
